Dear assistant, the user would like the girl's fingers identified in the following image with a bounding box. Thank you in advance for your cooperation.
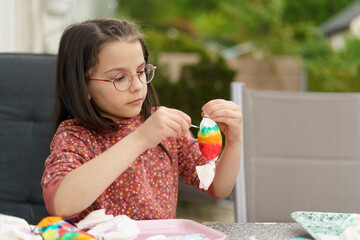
[157,107,191,124]
[207,109,242,121]
[210,117,240,129]
[170,109,192,126]
[166,109,191,137]
[202,101,242,126]
[163,119,183,138]
[201,100,242,143]
[202,99,240,117]
[156,107,191,138]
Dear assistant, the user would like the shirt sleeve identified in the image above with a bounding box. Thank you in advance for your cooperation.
[41,122,96,217]
[177,130,218,199]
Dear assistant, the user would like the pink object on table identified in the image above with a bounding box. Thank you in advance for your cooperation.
[135,219,226,240]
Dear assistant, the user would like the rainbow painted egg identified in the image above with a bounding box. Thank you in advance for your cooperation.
[37,216,95,240]
[197,117,222,160]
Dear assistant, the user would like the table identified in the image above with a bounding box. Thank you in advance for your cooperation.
[203,222,313,240]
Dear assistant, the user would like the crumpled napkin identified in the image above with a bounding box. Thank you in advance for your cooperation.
[0,214,41,240]
[0,209,139,240]
[76,209,114,230]
[340,225,360,240]
[76,209,140,240]
[196,159,216,190]
[340,214,360,240]
[196,117,222,190]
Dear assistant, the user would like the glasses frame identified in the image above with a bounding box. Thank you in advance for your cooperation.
[89,64,156,92]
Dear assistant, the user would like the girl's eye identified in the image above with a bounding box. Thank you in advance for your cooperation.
[114,75,126,82]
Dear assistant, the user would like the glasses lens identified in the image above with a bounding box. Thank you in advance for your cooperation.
[139,64,155,83]
[113,72,132,91]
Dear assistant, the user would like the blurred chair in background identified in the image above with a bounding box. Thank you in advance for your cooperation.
[232,82,360,222]
[0,53,56,224]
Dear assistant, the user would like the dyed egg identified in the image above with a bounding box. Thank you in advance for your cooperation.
[37,216,95,240]
[197,117,222,160]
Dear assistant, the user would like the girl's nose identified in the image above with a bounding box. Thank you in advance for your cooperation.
[128,74,143,92]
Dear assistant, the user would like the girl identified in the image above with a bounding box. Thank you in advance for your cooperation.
[41,18,242,222]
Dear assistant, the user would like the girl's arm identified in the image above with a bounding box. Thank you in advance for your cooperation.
[53,129,147,217]
[53,107,191,217]
[201,99,243,199]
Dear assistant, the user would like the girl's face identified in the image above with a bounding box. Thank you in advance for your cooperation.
[87,40,147,121]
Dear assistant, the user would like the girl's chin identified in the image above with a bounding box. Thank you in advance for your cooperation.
[112,109,142,121]
[99,104,143,121]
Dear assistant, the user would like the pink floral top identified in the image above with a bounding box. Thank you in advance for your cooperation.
[41,114,217,222]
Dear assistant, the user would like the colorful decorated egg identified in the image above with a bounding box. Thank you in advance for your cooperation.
[37,216,95,240]
[197,117,222,160]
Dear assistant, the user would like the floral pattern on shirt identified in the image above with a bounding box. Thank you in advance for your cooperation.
[41,114,213,222]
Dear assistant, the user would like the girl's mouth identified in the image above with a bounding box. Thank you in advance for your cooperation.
[128,98,143,105]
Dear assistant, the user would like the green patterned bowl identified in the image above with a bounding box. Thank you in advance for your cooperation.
[291,211,356,240]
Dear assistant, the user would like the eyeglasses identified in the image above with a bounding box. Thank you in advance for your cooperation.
[89,64,156,92]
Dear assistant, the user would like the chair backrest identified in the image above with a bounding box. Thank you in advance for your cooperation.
[0,53,56,224]
[240,87,360,222]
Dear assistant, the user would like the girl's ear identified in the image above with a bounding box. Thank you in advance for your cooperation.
[88,92,91,100]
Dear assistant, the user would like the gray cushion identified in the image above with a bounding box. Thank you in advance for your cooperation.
[0,53,56,224]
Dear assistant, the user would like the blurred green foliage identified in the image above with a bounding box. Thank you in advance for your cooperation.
[283,0,351,25]
[118,0,360,106]
[306,37,360,92]
[152,53,235,134]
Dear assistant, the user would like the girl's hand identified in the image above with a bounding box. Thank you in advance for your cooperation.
[137,107,191,149]
[202,99,242,144]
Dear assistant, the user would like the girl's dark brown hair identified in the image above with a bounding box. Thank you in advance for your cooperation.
[55,18,171,158]
[56,18,158,129]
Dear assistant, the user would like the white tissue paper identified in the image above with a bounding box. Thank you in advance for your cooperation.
[340,225,360,240]
[196,159,216,190]
[76,209,114,230]
[339,214,360,240]
[77,209,140,240]
[0,214,41,240]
